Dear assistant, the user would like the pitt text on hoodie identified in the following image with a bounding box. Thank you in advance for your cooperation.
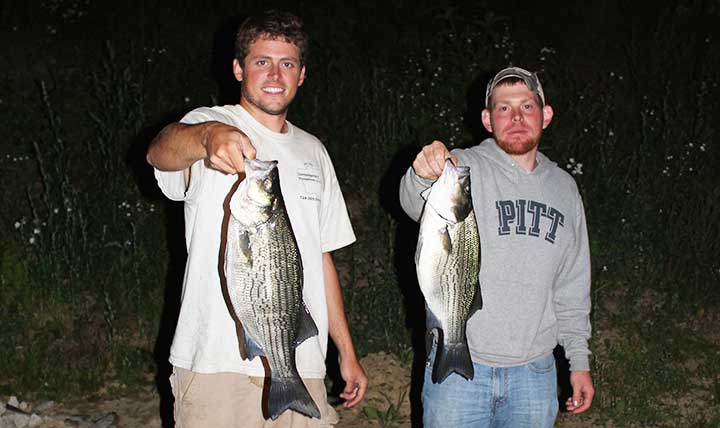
[495,199,564,244]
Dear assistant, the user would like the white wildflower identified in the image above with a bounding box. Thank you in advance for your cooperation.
[14,222,21,229]
[29,237,36,244]
[33,228,40,234]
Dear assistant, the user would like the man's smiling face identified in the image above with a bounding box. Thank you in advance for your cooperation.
[234,36,306,120]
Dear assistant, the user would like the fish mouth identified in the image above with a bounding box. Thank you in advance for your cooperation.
[245,159,279,175]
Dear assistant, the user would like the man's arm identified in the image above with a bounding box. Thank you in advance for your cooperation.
[146,121,256,173]
[322,251,367,408]
[555,193,594,414]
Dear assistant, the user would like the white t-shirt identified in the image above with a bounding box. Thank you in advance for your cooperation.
[154,104,355,378]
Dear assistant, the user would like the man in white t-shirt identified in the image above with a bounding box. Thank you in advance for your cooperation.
[146,10,367,428]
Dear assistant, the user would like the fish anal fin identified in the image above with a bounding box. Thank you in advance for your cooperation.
[425,305,442,331]
[294,302,319,347]
[244,333,265,361]
[468,284,483,317]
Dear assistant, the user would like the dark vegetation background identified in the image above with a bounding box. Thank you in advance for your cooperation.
[1,0,719,426]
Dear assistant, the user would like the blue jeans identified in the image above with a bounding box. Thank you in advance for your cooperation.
[422,348,558,428]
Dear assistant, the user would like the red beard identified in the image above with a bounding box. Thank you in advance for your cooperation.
[496,132,540,156]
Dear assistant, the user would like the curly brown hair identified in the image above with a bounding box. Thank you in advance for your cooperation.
[235,10,309,67]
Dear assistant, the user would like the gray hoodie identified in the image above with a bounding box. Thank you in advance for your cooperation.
[399,138,591,371]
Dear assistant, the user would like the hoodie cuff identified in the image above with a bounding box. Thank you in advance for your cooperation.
[569,354,590,372]
[411,171,436,188]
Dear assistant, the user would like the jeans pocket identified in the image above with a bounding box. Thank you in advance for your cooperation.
[527,354,556,374]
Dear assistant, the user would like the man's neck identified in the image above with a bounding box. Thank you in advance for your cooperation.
[240,99,288,133]
[510,149,538,172]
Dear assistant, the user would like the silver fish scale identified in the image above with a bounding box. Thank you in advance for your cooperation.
[227,201,303,378]
[425,210,479,343]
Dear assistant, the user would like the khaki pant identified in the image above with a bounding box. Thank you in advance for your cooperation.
[170,367,339,428]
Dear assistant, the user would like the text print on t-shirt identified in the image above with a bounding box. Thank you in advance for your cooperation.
[297,162,321,203]
[495,199,565,244]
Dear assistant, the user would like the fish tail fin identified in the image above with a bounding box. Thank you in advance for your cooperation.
[267,376,321,420]
[432,340,474,383]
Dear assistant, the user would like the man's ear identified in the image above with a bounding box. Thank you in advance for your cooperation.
[298,66,306,87]
[481,109,493,133]
[233,58,243,82]
[542,105,554,129]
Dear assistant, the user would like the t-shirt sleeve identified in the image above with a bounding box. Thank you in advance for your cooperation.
[318,146,355,252]
[153,108,228,202]
[154,160,205,201]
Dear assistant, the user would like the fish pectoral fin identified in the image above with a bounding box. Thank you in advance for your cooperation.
[440,226,452,254]
[468,283,483,316]
[239,231,252,266]
[420,187,431,201]
[294,302,319,347]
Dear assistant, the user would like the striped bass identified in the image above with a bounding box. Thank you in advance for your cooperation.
[416,159,482,383]
[224,159,321,420]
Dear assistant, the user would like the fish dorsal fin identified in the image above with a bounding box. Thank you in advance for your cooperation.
[294,302,319,347]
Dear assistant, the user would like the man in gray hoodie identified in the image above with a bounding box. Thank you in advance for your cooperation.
[399,66,594,427]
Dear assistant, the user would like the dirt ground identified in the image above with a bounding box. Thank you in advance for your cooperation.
[36,352,594,428]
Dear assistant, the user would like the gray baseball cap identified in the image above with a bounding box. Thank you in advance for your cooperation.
[484,66,546,107]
